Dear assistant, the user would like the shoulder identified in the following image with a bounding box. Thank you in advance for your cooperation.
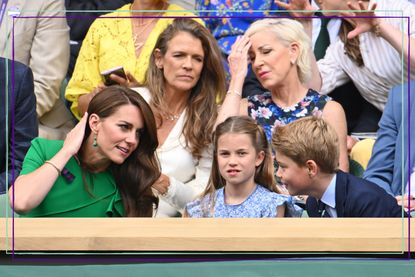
[185,193,214,218]
[28,138,64,156]
[321,100,345,119]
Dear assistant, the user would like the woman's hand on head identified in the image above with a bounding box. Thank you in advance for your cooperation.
[275,0,315,19]
[228,36,251,82]
[109,71,140,88]
[62,112,89,156]
[341,1,381,39]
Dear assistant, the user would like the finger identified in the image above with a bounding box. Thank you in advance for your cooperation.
[369,2,377,11]
[110,74,128,85]
[358,1,365,11]
[347,1,358,11]
[347,29,359,40]
[275,0,290,10]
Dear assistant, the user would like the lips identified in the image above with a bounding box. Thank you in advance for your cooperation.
[226,169,240,177]
[177,75,193,80]
[116,145,130,155]
[258,71,269,79]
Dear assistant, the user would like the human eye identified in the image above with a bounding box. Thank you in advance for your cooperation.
[218,151,229,157]
[261,48,272,55]
[237,151,247,157]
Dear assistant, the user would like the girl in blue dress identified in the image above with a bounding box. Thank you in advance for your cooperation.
[185,116,301,218]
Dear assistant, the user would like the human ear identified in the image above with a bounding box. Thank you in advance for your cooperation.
[305,160,318,177]
[255,150,266,167]
[89,113,101,134]
[289,42,300,64]
[154,48,164,69]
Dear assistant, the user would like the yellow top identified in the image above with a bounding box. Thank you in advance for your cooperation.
[65,3,202,119]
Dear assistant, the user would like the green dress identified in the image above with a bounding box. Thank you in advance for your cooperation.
[18,138,124,217]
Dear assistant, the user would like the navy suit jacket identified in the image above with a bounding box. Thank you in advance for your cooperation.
[0,57,38,194]
[306,171,404,217]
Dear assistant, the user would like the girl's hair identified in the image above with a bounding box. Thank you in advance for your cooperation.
[83,86,160,217]
[199,116,279,216]
[245,18,312,84]
[145,18,226,159]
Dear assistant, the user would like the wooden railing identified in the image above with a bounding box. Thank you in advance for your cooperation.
[0,218,413,252]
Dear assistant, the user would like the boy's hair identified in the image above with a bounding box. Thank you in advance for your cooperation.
[198,116,279,216]
[272,116,339,173]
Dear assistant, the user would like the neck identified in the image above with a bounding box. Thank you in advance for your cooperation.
[270,75,308,108]
[131,0,166,15]
[163,86,189,115]
[308,172,335,200]
[80,137,112,173]
[224,179,257,205]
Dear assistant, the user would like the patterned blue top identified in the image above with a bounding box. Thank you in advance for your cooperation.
[186,184,302,218]
[247,89,332,142]
[195,0,283,56]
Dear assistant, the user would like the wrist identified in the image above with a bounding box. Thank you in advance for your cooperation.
[372,19,384,37]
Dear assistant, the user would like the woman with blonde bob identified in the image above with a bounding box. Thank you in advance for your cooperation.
[217,18,348,176]
[185,116,302,218]
[134,18,226,217]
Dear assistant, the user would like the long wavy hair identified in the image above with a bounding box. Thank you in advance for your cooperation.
[145,18,226,159]
[198,116,280,216]
[82,86,160,217]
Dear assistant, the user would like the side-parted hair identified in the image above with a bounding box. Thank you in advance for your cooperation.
[245,18,312,84]
[83,86,160,217]
[145,18,226,159]
[198,116,279,216]
[272,116,339,174]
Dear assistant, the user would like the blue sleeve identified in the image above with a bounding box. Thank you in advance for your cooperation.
[363,87,398,196]
[0,64,37,193]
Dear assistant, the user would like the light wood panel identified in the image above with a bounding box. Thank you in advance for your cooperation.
[0,218,413,252]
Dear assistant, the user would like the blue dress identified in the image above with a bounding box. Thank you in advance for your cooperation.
[247,89,331,142]
[186,184,302,218]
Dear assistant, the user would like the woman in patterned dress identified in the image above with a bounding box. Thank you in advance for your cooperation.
[216,18,349,174]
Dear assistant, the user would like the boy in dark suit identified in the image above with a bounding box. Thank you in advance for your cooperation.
[271,116,404,217]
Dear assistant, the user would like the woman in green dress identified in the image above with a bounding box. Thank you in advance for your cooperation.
[9,86,160,217]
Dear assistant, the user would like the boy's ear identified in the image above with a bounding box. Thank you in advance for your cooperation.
[255,150,266,167]
[305,160,318,177]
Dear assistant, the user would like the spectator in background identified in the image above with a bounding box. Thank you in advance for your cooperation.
[0,0,74,140]
[65,0,133,79]
[0,57,38,195]
[195,0,283,97]
[364,82,415,215]
[134,18,226,217]
[65,0,202,120]
[277,0,415,132]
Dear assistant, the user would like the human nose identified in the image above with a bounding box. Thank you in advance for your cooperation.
[125,131,138,145]
[228,154,238,166]
[276,166,282,179]
[182,56,193,70]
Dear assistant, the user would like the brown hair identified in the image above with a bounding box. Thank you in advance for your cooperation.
[145,18,226,159]
[83,86,160,217]
[198,116,279,216]
[272,116,339,174]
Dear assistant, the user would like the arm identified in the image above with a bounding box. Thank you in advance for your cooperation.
[215,36,250,127]
[31,0,70,118]
[9,113,88,214]
[363,89,397,196]
[322,101,349,172]
[155,147,213,212]
[345,1,415,72]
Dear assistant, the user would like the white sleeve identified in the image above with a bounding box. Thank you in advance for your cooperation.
[161,146,212,211]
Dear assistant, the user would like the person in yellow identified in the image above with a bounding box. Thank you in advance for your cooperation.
[65,0,202,119]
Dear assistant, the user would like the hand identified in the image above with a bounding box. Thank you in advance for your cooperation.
[109,71,140,88]
[152,174,171,195]
[62,112,88,156]
[77,83,106,116]
[395,195,415,212]
[341,1,381,39]
[228,36,251,81]
[347,135,359,154]
[274,0,315,19]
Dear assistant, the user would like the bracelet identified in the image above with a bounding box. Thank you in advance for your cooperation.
[226,89,242,97]
[44,161,61,175]
[372,22,381,37]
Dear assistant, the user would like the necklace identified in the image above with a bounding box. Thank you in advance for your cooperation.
[164,113,181,121]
